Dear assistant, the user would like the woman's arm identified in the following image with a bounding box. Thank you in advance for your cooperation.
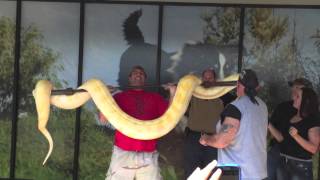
[289,126,320,154]
[268,123,284,142]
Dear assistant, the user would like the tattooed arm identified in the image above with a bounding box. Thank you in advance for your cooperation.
[200,117,240,148]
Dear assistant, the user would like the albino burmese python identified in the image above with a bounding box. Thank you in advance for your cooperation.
[33,74,239,165]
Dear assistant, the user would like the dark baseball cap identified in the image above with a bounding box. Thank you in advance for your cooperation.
[288,78,312,88]
[239,69,259,89]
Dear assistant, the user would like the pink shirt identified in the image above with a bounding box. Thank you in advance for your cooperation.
[113,89,168,152]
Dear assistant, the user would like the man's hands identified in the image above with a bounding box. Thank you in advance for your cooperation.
[162,83,177,104]
[199,134,211,146]
[187,160,222,180]
[106,85,117,94]
[162,83,177,97]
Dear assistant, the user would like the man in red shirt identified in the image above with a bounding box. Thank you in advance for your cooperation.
[100,65,176,180]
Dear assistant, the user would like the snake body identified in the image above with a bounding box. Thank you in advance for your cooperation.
[33,74,239,165]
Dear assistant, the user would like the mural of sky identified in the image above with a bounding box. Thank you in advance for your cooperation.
[245,9,320,63]
[16,3,240,87]
[243,8,320,107]
[21,2,80,87]
[83,4,159,86]
[3,2,319,95]
[162,6,215,52]
[162,6,240,82]
[278,9,319,57]
[0,1,16,18]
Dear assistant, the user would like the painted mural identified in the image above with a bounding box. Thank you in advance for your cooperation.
[161,6,240,83]
[243,8,320,110]
[243,9,320,177]
[0,1,16,177]
[0,2,320,180]
[16,2,80,179]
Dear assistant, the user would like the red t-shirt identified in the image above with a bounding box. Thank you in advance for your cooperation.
[113,89,168,152]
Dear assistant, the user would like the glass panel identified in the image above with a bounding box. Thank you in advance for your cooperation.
[16,2,80,179]
[79,4,159,179]
[160,6,241,179]
[0,0,16,178]
[161,6,240,84]
[243,8,320,109]
[243,8,320,179]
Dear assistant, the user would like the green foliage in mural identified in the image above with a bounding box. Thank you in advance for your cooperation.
[201,7,240,45]
[0,15,180,180]
[247,8,289,63]
[248,9,288,49]
[0,119,11,177]
[0,16,62,117]
[244,9,305,108]
[251,8,320,109]
[0,17,15,117]
[11,108,113,179]
[15,110,76,179]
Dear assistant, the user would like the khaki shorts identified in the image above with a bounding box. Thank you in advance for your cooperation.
[106,146,162,180]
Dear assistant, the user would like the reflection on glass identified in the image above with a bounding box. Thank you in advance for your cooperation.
[83,4,159,88]
[243,8,320,179]
[243,8,320,109]
[160,6,240,179]
[79,4,159,179]
[161,6,240,84]
[0,0,16,178]
[16,2,79,179]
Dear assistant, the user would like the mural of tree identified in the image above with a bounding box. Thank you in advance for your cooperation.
[247,8,288,61]
[244,9,307,108]
[0,16,61,117]
[166,7,240,82]
[0,17,15,118]
[201,7,240,45]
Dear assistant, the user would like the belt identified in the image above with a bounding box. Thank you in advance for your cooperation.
[122,164,149,169]
[280,153,312,162]
[185,127,213,135]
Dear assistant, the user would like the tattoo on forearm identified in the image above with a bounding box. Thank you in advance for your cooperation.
[220,124,234,133]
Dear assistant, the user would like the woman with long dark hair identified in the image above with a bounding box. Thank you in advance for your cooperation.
[268,87,320,180]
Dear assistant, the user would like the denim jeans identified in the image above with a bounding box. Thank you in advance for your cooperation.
[184,128,217,179]
[267,144,281,180]
[277,155,313,180]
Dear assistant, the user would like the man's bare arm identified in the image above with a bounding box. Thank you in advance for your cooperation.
[200,117,240,148]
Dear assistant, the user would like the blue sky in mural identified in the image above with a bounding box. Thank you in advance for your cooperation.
[277,9,319,58]
[0,1,16,18]
[162,6,216,52]
[83,4,159,86]
[21,2,80,87]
